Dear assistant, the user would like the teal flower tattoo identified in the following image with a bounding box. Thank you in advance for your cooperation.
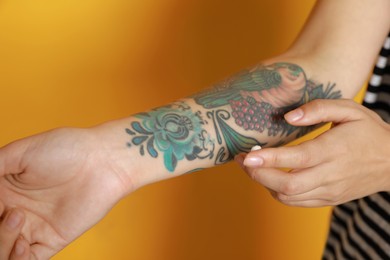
[126,103,215,172]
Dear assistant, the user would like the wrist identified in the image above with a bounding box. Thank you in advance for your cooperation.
[89,121,139,197]
[90,117,184,197]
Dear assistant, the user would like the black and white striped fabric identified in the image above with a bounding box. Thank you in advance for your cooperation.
[323,33,390,260]
[363,33,390,122]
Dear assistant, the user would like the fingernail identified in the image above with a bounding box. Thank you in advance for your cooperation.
[251,145,262,151]
[285,108,304,122]
[243,156,264,167]
[14,240,25,256]
[6,210,23,230]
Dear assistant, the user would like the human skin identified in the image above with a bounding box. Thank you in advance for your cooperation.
[235,99,390,207]
[0,60,342,259]
[1,0,389,259]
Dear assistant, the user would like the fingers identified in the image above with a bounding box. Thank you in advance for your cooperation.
[10,237,31,260]
[242,166,343,207]
[272,198,332,208]
[243,142,320,169]
[236,157,346,207]
[272,190,343,207]
[244,166,323,196]
[284,99,366,126]
[0,208,26,260]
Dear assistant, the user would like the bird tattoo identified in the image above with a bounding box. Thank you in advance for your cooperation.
[194,62,308,109]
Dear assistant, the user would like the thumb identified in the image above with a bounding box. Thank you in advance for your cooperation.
[284,99,365,126]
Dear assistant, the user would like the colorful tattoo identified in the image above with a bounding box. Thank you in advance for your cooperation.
[193,62,341,163]
[126,102,215,172]
[126,62,342,171]
[206,109,266,164]
[194,62,341,137]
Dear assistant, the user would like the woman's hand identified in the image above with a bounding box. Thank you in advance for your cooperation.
[0,127,134,259]
[235,99,390,207]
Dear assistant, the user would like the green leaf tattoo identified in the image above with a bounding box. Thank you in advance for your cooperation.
[126,102,215,172]
[206,109,266,164]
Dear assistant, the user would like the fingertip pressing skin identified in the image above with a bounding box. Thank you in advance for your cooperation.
[243,155,264,167]
[251,145,262,151]
[284,108,304,123]
[6,210,24,232]
[10,238,30,260]
[243,145,264,167]
[0,209,25,260]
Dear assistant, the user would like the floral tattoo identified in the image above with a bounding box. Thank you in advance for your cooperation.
[125,103,214,172]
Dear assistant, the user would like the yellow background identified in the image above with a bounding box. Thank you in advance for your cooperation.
[0,1,365,259]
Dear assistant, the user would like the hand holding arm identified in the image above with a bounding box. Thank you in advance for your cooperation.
[236,99,390,207]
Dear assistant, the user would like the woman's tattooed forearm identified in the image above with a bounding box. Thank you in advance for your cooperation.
[125,62,342,172]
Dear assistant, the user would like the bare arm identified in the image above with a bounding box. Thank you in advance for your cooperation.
[285,0,390,96]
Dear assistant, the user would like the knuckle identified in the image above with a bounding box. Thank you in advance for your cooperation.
[309,99,326,115]
[276,197,296,207]
[295,147,312,166]
[266,148,290,167]
[322,188,343,205]
[343,99,358,107]
[280,178,300,196]
[331,191,344,205]
[268,153,280,166]
[275,192,290,202]
[247,168,259,182]
[261,149,279,167]
[326,197,342,206]
[365,107,383,121]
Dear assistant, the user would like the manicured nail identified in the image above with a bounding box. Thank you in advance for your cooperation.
[251,145,262,151]
[243,155,264,167]
[14,240,25,256]
[6,210,23,230]
[285,108,304,122]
